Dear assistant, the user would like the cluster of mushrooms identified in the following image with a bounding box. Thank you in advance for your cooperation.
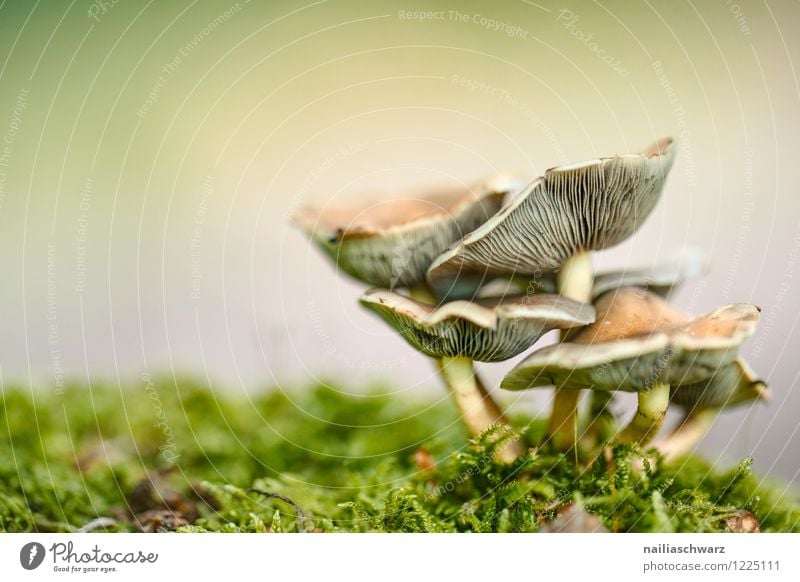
[294,138,767,464]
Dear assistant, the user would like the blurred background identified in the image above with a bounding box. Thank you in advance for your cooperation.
[0,0,797,479]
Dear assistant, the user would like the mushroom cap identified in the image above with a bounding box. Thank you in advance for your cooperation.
[591,248,707,299]
[293,175,523,288]
[670,359,768,409]
[501,287,760,392]
[462,248,708,303]
[427,138,675,289]
[359,289,595,362]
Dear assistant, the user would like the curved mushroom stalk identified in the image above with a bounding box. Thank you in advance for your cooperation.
[617,382,671,445]
[438,357,522,463]
[410,285,517,456]
[655,359,768,461]
[501,288,761,451]
[359,289,595,462]
[653,409,718,462]
[427,139,676,448]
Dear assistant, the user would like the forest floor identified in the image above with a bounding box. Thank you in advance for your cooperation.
[1,379,798,533]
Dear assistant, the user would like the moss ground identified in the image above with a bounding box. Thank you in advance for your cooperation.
[1,379,798,533]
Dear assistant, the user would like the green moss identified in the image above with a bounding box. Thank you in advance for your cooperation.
[1,379,797,532]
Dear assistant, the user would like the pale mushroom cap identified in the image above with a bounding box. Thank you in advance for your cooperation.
[359,289,595,362]
[591,248,707,299]
[453,248,707,303]
[293,175,523,288]
[670,359,768,409]
[427,139,675,288]
[501,288,760,392]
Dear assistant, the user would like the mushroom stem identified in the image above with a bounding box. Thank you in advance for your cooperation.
[581,390,616,449]
[617,382,671,446]
[439,356,524,463]
[548,250,593,450]
[547,387,579,450]
[556,250,593,302]
[409,284,521,461]
[653,409,717,461]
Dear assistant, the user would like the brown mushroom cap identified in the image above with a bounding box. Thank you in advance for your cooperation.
[359,289,595,363]
[293,175,522,288]
[501,287,760,392]
[670,359,768,409]
[427,139,675,288]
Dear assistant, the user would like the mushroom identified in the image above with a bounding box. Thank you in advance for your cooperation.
[670,358,767,409]
[427,139,676,292]
[472,249,707,449]
[293,175,523,290]
[654,359,768,461]
[591,248,707,300]
[501,288,760,447]
[359,289,595,461]
[294,175,529,459]
[471,248,707,302]
[427,138,676,448]
[583,248,707,445]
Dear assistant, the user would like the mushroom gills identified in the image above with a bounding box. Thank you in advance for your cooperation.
[670,359,767,409]
[655,359,767,461]
[426,139,676,289]
[359,288,595,461]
